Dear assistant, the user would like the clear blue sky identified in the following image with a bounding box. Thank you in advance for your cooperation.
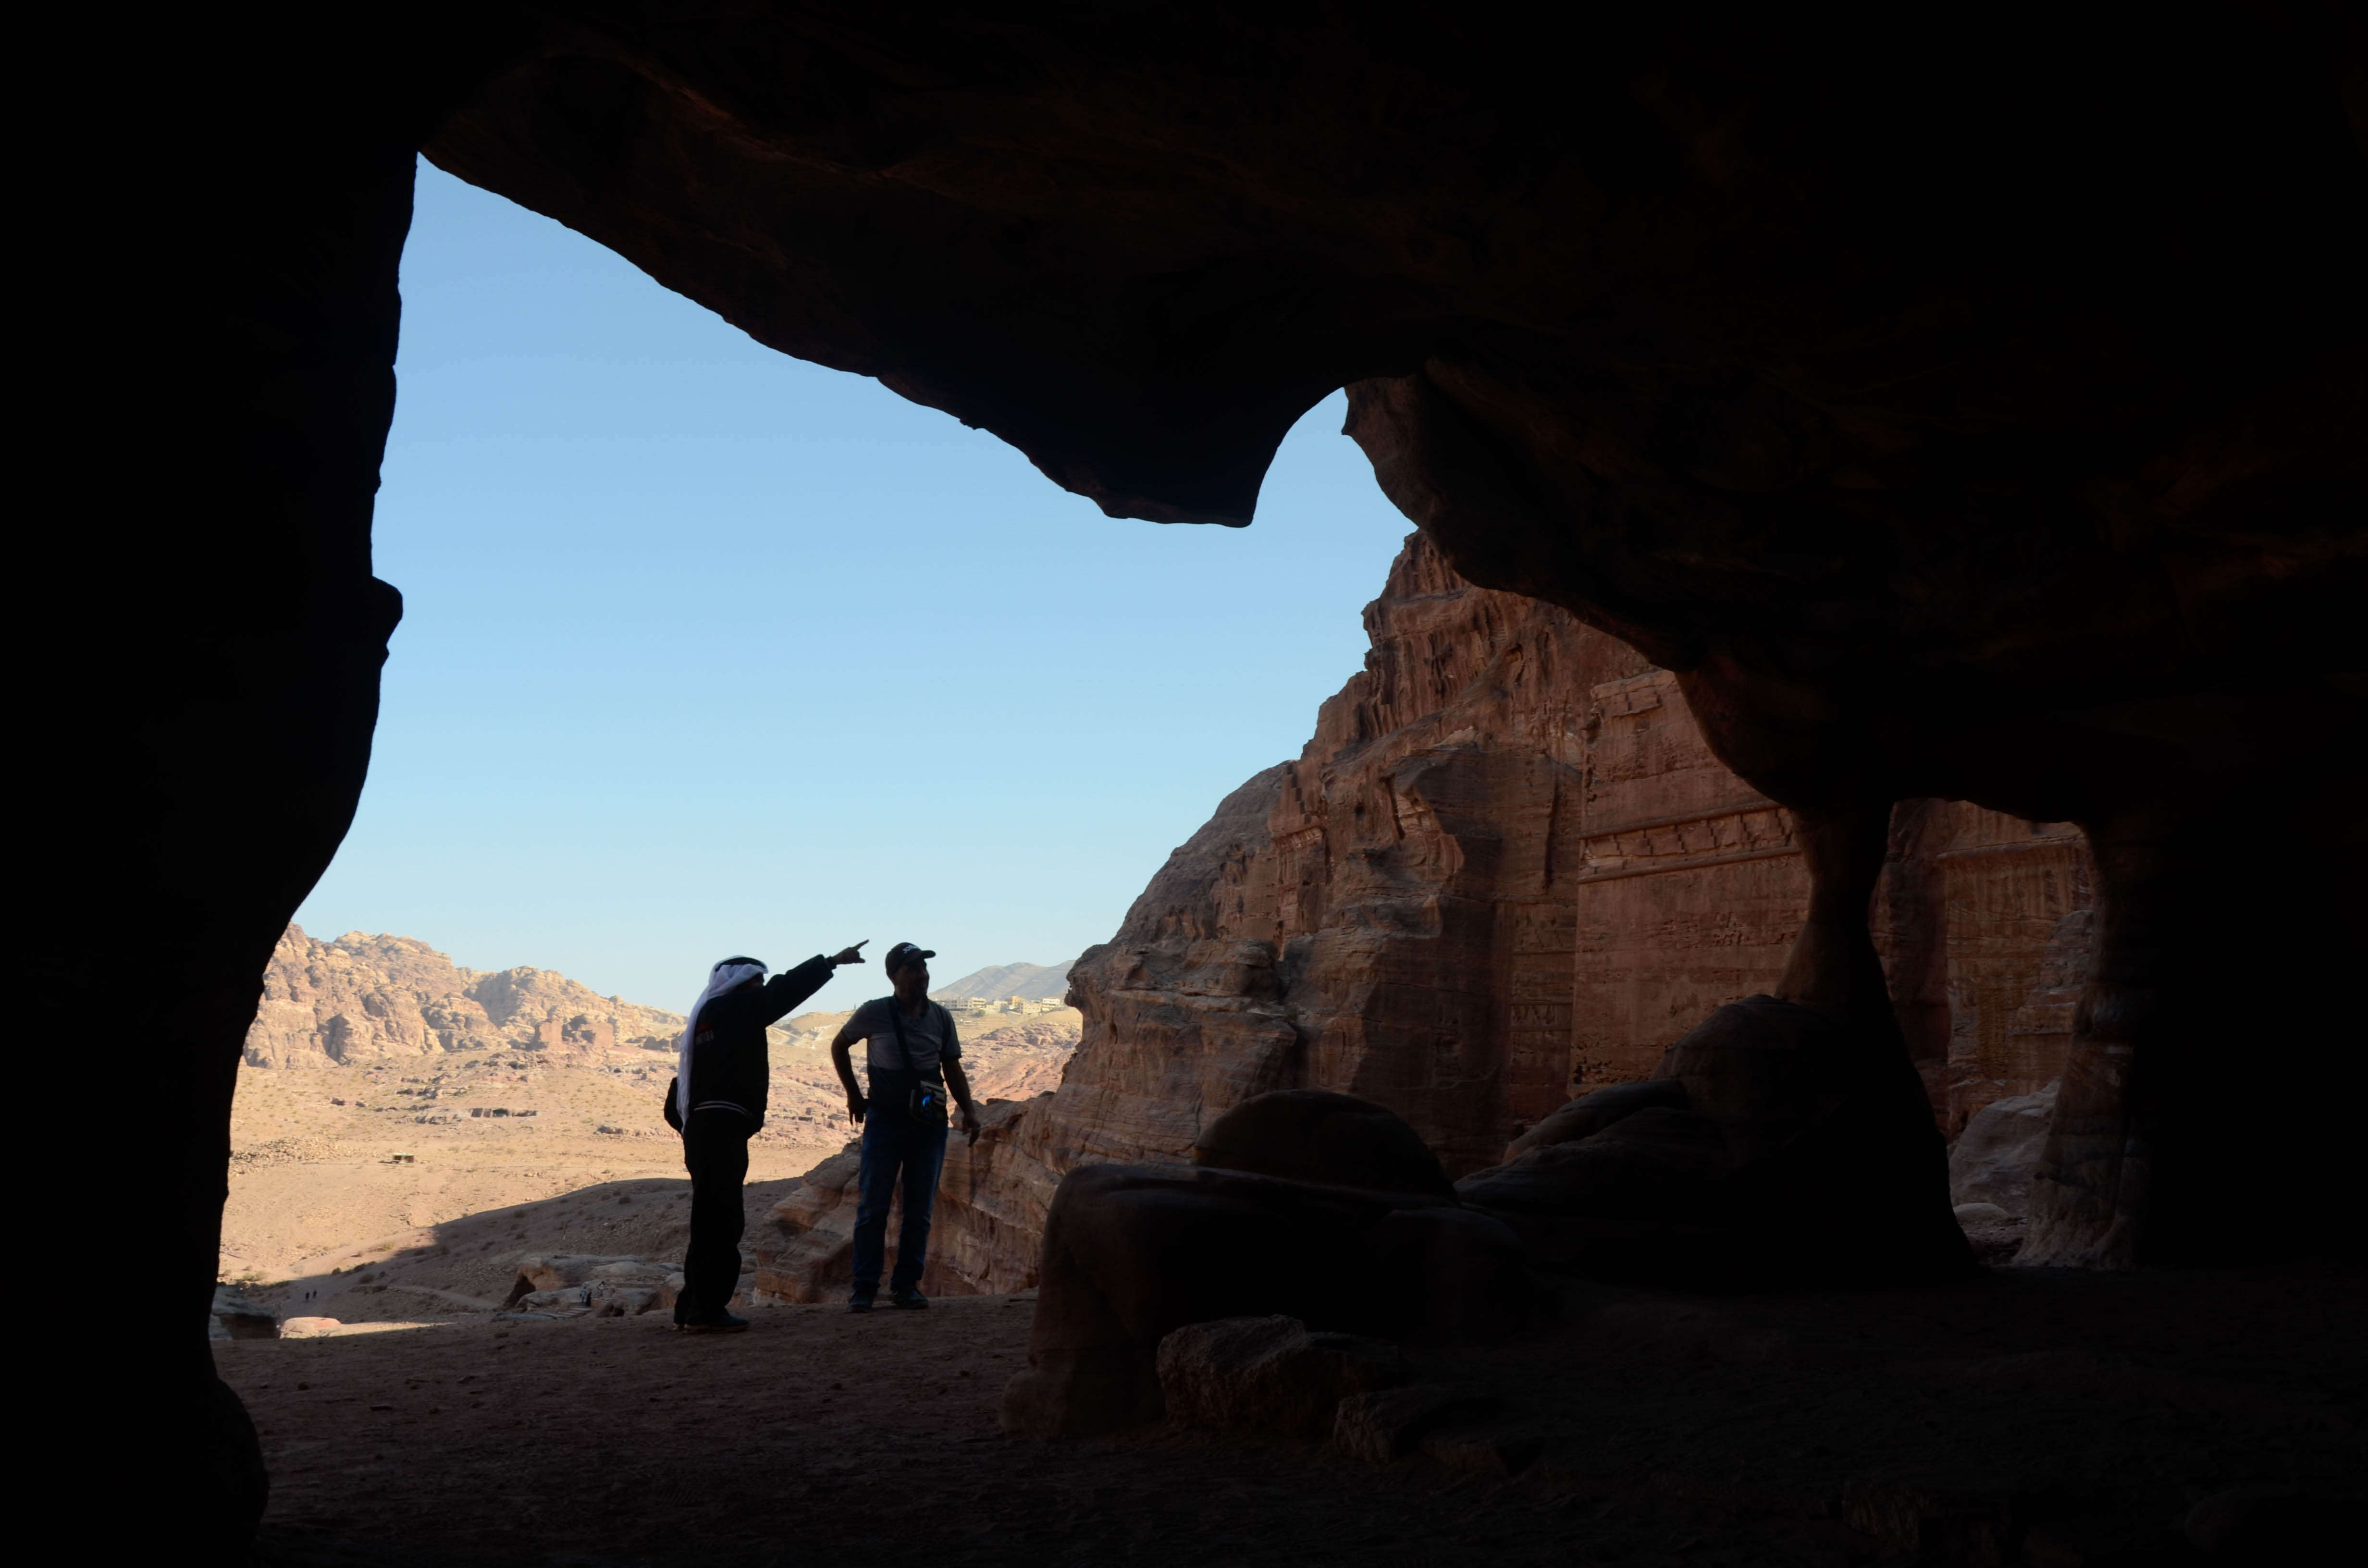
[294,158,1411,1015]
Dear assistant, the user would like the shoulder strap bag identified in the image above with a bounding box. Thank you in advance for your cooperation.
[884,999,950,1129]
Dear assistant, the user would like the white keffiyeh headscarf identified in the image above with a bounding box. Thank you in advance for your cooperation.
[677,958,766,1124]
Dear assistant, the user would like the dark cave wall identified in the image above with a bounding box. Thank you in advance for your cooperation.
[21,23,429,1536]
[20,2,2364,1541]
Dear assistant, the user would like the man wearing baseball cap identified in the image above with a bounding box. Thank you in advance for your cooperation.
[829,942,982,1311]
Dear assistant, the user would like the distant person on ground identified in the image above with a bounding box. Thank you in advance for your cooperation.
[667,942,868,1333]
[830,942,982,1312]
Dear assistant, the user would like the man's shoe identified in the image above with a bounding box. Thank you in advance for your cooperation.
[890,1289,929,1310]
[848,1292,876,1314]
[677,1312,750,1335]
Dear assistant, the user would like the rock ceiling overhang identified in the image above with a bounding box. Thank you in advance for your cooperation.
[427,7,2365,818]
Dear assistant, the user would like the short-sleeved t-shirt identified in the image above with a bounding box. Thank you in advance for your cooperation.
[845,997,962,1077]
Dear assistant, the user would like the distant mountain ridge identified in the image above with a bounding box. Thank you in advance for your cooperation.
[245,924,688,1068]
[931,960,1074,1003]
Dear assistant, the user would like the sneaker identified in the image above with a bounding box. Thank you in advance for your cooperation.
[890,1289,930,1310]
[848,1291,876,1314]
[677,1312,749,1335]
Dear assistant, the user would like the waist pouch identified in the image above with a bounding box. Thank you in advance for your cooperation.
[882,1001,953,1128]
[869,1067,949,1130]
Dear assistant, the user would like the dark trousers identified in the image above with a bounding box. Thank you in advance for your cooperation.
[851,1104,950,1294]
[678,1108,752,1323]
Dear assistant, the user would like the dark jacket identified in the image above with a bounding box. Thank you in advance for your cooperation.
[679,956,833,1129]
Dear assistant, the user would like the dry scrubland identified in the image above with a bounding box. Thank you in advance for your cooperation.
[222,1006,1079,1310]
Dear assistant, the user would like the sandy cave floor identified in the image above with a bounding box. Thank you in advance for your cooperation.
[222,1257,2363,1567]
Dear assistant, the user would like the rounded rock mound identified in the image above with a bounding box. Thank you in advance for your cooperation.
[1193,1090,1456,1200]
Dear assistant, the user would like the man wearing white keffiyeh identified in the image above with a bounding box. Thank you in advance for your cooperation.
[667,940,867,1332]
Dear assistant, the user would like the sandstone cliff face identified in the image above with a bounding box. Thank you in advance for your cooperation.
[1065,536,2091,1170]
[244,925,687,1068]
[776,535,2097,1297]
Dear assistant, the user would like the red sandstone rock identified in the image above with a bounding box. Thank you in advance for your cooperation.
[246,925,688,1067]
[753,1096,1057,1303]
[1949,1081,2060,1222]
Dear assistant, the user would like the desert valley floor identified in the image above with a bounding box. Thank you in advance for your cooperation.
[221,1001,1075,1302]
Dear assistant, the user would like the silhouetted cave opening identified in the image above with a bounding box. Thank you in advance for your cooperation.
[29,5,2360,1550]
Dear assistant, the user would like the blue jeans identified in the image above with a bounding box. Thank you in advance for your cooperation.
[851,1104,950,1294]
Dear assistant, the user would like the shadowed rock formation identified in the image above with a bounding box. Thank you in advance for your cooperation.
[1192,1089,1458,1200]
[1459,995,1972,1282]
[32,5,2361,1543]
[1003,1157,1536,1436]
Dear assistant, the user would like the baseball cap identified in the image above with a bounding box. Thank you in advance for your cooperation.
[883,942,936,976]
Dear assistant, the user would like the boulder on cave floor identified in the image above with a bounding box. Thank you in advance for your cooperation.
[1458,1104,1743,1285]
[751,1149,862,1304]
[505,1254,681,1317]
[1153,1321,1553,1478]
[1459,994,1971,1281]
[1951,1202,2027,1265]
[1193,1090,1457,1199]
[1157,1315,1409,1439]
[1502,1078,1691,1164]
[1950,1079,2059,1220]
[1002,1158,1540,1438]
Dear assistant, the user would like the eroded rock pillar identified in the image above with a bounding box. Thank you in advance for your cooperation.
[1773,805,1966,1266]
[1773,807,1946,1129]
[2026,794,2366,1266]
[24,44,420,1542]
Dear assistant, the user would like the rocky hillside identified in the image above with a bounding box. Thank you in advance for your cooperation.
[244,927,1083,1116]
[932,961,1073,1003]
[244,927,690,1068]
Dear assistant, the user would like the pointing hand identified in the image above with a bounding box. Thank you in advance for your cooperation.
[830,941,869,967]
